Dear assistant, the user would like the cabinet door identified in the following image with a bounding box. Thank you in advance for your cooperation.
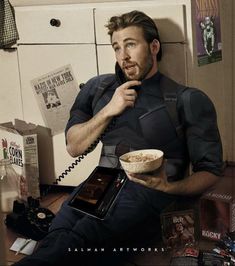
[18,44,102,186]
[0,49,22,123]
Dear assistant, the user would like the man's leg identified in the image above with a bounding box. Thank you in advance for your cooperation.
[13,180,176,266]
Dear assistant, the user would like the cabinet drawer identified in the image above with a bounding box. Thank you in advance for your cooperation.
[95,4,186,44]
[15,5,95,44]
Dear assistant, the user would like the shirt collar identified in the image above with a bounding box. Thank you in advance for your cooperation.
[140,71,163,97]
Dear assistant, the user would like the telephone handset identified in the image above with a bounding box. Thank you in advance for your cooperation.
[131,85,141,92]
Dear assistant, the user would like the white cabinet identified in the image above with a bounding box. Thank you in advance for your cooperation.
[0,49,22,123]
[15,5,102,186]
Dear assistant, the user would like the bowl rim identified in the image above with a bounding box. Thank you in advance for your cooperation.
[119,149,164,164]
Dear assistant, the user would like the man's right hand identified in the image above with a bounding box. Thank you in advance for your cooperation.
[104,80,141,117]
[66,80,141,157]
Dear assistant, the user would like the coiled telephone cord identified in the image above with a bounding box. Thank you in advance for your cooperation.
[41,119,116,197]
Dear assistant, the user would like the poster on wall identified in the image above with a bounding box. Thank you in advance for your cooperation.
[31,65,79,135]
[194,0,222,66]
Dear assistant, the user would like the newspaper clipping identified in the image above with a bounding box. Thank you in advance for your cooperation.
[31,65,79,135]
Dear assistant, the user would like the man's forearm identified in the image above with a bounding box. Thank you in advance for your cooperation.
[66,106,113,157]
[167,171,219,196]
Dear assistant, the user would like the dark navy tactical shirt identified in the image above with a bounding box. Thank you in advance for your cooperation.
[66,71,223,179]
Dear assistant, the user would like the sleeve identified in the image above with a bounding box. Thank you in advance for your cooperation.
[180,88,224,176]
[65,76,100,135]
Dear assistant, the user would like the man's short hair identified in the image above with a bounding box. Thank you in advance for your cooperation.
[106,10,162,61]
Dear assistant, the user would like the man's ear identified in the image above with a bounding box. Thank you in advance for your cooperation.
[150,39,160,56]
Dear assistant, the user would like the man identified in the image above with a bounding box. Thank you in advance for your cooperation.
[14,10,223,266]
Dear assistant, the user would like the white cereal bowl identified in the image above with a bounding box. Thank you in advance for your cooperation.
[119,149,164,174]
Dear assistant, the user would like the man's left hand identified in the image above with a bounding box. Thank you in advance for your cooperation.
[126,160,172,193]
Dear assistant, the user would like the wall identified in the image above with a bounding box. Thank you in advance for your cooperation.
[190,0,233,162]
[220,0,233,163]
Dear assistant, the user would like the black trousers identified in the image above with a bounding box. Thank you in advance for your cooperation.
[13,180,176,266]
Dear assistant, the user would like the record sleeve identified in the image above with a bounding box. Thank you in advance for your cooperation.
[161,209,196,249]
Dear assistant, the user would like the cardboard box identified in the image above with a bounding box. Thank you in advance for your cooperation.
[199,175,235,241]
[0,119,54,199]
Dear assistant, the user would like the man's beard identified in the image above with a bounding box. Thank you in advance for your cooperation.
[124,52,153,81]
